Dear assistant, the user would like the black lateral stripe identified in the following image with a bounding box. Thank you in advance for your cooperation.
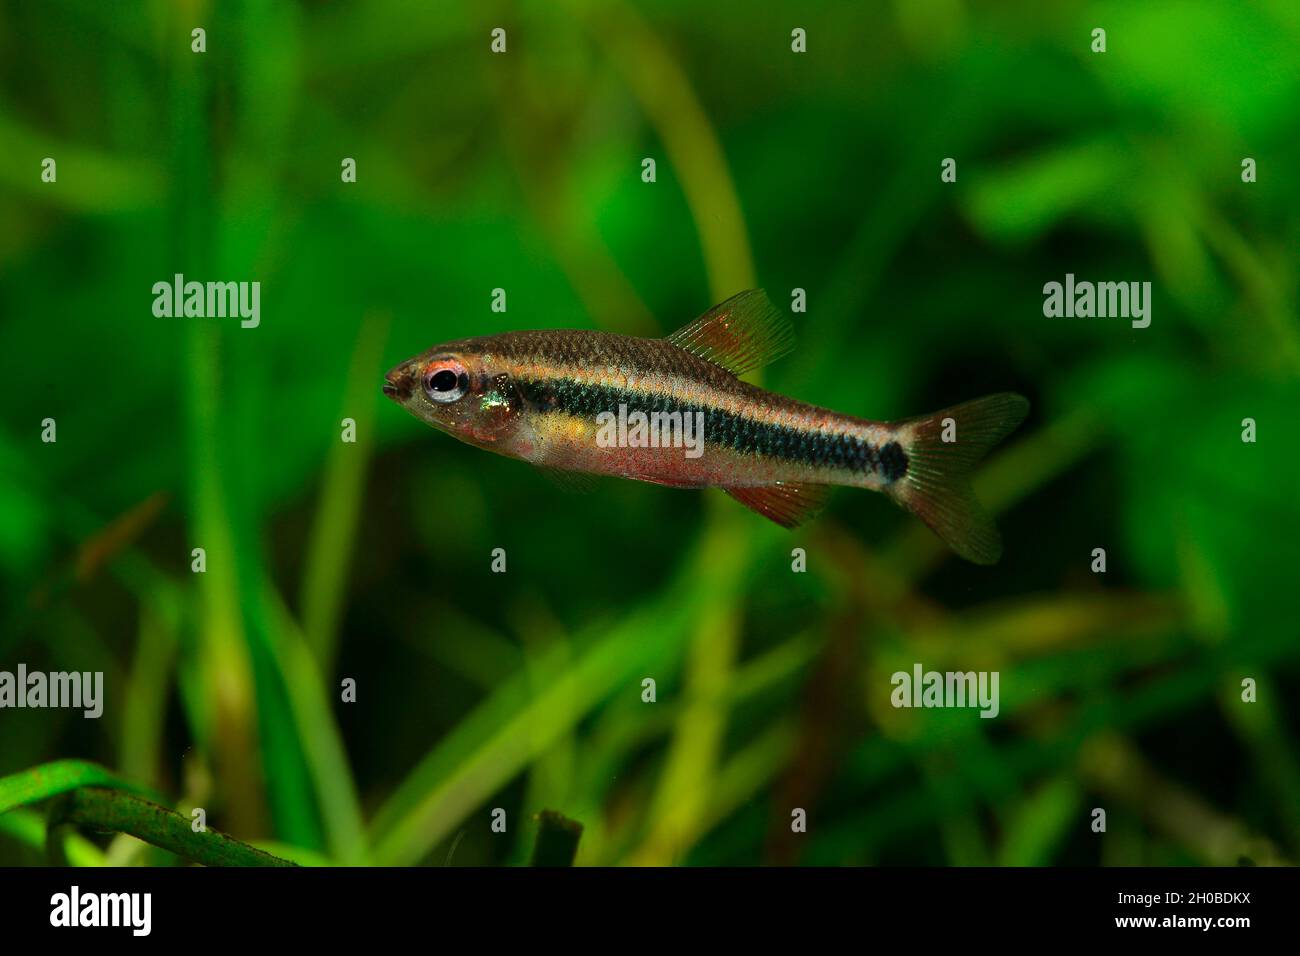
[517,375,907,480]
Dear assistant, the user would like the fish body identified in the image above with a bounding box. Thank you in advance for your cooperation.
[384,291,1028,564]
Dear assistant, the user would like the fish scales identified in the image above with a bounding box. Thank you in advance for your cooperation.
[481,330,906,488]
[384,290,1029,564]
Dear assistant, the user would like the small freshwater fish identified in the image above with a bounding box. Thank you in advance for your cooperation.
[384,290,1028,563]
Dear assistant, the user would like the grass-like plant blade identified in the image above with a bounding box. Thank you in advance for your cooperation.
[299,311,389,673]
[368,519,767,865]
[264,587,368,864]
[0,809,106,866]
[48,788,297,867]
[0,760,156,815]
[530,811,583,866]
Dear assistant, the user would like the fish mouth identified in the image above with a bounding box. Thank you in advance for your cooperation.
[382,367,412,402]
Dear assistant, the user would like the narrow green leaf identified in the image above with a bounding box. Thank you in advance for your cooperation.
[49,788,297,867]
[0,760,155,815]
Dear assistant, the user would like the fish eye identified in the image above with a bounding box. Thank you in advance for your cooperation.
[423,360,470,404]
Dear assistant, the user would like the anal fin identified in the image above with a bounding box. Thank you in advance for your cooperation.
[722,482,829,529]
[538,466,600,493]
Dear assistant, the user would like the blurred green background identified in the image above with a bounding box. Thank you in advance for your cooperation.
[1,0,1298,866]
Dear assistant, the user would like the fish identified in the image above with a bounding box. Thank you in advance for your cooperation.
[383,290,1029,564]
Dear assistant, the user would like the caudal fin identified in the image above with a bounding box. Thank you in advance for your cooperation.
[888,393,1029,565]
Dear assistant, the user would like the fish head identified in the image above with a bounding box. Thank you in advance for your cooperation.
[383,339,524,449]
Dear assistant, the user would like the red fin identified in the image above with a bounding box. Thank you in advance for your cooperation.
[888,392,1029,565]
[723,482,829,529]
[666,290,795,377]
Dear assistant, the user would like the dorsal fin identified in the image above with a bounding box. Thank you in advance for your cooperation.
[722,482,830,529]
[666,290,795,377]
